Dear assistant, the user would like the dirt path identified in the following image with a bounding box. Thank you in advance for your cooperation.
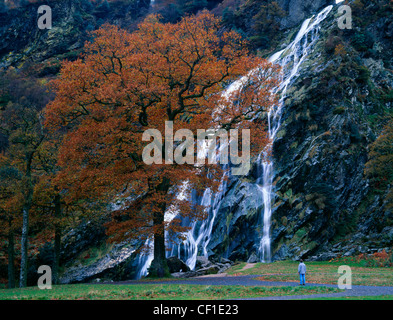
[239,263,257,272]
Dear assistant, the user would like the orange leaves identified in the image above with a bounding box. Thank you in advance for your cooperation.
[44,12,280,245]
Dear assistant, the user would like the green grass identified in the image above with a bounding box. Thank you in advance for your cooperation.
[227,260,393,286]
[3,260,393,300]
[0,283,338,300]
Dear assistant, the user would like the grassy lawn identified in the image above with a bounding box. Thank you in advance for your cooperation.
[0,283,338,300]
[2,260,393,300]
[227,260,393,286]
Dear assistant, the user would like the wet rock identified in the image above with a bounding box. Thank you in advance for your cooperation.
[247,253,259,263]
[196,266,220,276]
[59,244,140,284]
[196,256,213,269]
[167,256,190,273]
[277,0,334,29]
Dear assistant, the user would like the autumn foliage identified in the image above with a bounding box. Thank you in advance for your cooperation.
[43,12,279,276]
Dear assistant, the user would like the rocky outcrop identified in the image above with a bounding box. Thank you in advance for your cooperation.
[60,243,140,284]
[58,217,144,284]
[268,3,393,261]
[276,0,334,29]
[0,0,150,70]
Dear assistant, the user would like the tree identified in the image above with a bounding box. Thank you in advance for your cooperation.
[365,118,393,209]
[44,12,279,277]
[31,138,65,285]
[0,68,52,287]
[31,134,93,285]
[0,155,23,288]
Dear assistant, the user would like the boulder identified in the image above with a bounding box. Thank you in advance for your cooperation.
[196,256,215,269]
[247,253,259,263]
[195,266,220,276]
[171,271,197,278]
[166,256,190,273]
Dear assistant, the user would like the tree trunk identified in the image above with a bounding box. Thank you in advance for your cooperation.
[19,152,33,288]
[19,207,29,288]
[149,210,169,278]
[53,194,61,285]
[148,177,170,278]
[7,222,15,289]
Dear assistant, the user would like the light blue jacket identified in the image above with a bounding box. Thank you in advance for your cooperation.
[298,262,306,274]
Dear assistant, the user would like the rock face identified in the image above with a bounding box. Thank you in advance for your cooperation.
[60,244,140,284]
[202,2,393,263]
[58,218,143,284]
[60,220,107,264]
[276,0,334,29]
[265,3,393,261]
[0,0,150,69]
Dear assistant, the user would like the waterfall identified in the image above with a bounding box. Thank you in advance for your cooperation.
[168,168,229,270]
[257,5,333,262]
[135,5,334,277]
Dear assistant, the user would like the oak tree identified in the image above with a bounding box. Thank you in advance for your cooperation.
[45,12,279,277]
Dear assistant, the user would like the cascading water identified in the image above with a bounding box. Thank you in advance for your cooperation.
[168,168,229,270]
[135,5,334,276]
[257,5,333,262]
[166,137,230,271]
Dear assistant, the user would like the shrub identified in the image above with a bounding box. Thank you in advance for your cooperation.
[325,35,344,54]
[356,249,393,267]
[356,65,371,84]
[351,32,373,52]
[334,43,347,56]
[382,90,393,103]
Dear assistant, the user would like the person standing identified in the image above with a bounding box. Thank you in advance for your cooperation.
[298,259,306,285]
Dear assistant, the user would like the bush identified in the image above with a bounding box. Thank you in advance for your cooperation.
[382,90,393,103]
[356,249,393,267]
[356,65,371,84]
[351,32,373,52]
[325,35,344,54]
